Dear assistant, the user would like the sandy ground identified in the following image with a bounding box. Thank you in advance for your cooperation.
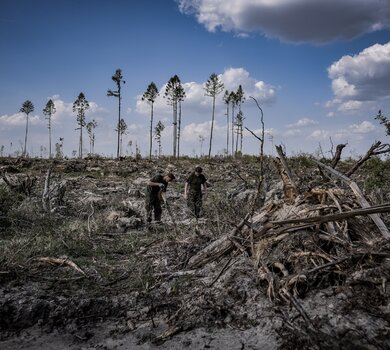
[1,321,280,350]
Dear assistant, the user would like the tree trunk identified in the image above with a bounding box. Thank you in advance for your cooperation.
[231,104,235,156]
[331,143,347,168]
[226,104,229,156]
[48,120,52,159]
[24,113,29,157]
[208,96,216,158]
[172,101,178,158]
[79,125,83,158]
[117,94,121,159]
[149,103,154,159]
[177,101,182,158]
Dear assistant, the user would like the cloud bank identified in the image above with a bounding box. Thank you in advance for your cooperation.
[177,0,390,43]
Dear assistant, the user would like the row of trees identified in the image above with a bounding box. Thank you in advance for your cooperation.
[19,94,98,159]
[141,72,247,159]
[16,69,248,159]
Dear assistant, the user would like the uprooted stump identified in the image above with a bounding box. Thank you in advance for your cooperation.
[173,156,390,349]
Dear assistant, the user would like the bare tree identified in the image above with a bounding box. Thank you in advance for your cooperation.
[142,82,159,159]
[20,100,34,157]
[107,69,125,159]
[73,92,89,159]
[43,99,56,158]
[204,73,224,157]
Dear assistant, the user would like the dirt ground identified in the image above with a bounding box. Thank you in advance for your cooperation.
[1,157,389,349]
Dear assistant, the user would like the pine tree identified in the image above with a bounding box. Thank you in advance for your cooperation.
[223,90,231,156]
[234,85,245,156]
[164,75,185,157]
[204,73,224,157]
[142,82,159,159]
[43,99,56,158]
[73,93,89,159]
[229,91,237,156]
[20,100,34,157]
[107,69,125,159]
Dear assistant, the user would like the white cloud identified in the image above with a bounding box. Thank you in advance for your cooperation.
[327,42,390,112]
[177,0,390,43]
[287,118,318,127]
[135,67,276,118]
[221,68,276,104]
[182,121,225,142]
[338,100,363,112]
[284,128,303,137]
[0,113,42,127]
[349,120,375,134]
[309,129,330,140]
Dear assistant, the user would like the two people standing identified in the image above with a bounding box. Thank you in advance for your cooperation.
[144,166,208,224]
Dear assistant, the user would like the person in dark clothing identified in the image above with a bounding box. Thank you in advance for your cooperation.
[184,166,207,218]
[145,173,175,223]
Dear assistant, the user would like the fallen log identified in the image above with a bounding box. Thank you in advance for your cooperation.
[269,203,390,226]
[313,159,390,239]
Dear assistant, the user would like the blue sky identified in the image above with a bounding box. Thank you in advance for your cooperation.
[1,0,390,158]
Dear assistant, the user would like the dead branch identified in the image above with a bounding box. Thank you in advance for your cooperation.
[245,126,262,142]
[34,257,85,275]
[346,141,390,177]
[42,169,51,212]
[313,159,390,239]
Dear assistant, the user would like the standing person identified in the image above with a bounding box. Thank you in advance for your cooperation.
[184,166,207,218]
[145,172,175,223]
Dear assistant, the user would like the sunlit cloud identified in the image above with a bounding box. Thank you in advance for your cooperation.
[327,42,390,113]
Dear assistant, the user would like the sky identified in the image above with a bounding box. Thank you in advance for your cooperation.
[1,0,390,158]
